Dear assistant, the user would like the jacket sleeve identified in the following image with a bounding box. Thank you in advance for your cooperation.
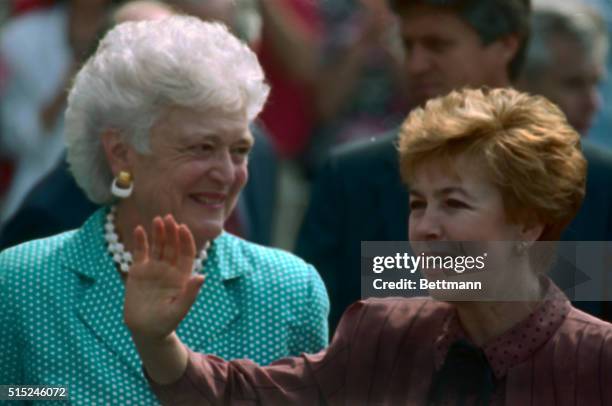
[146,301,370,406]
[288,264,330,355]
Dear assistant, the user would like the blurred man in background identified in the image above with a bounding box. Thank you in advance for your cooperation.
[517,0,612,320]
[518,0,608,135]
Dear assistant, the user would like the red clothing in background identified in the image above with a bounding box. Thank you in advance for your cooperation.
[12,0,53,15]
[256,0,321,158]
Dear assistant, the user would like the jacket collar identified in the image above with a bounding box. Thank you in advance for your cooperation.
[433,279,571,379]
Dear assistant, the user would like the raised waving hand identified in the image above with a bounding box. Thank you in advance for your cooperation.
[124,215,203,384]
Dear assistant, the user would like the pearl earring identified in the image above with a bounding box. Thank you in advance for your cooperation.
[111,171,133,199]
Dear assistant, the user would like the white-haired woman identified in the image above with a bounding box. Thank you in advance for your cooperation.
[0,16,329,405]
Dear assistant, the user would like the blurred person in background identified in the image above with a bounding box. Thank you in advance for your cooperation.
[11,0,54,15]
[0,0,115,226]
[517,0,612,319]
[306,0,407,171]
[0,0,55,207]
[272,0,409,251]
[0,0,175,249]
[517,0,608,136]
[253,0,322,249]
[582,0,612,148]
[0,16,329,403]
[124,88,612,405]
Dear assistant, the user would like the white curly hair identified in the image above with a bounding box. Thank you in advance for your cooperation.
[65,15,269,204]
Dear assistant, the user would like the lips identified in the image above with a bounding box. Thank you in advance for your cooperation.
[190,192,226,208]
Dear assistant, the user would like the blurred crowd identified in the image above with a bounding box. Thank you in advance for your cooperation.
[0,0,611,321]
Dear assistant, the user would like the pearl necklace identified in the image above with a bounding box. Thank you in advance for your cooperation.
[104,206,210,274]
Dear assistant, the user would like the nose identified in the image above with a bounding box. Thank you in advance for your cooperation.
[405,44,432,76]
[409,207,444,241]
[209,150,235,184]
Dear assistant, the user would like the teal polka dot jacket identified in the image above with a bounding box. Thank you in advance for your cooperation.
[0,208,329,405]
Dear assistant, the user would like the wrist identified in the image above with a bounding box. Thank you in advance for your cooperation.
[133,332,189,385]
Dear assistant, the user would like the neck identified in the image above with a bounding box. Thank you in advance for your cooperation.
[454,273,542,346]
[113,203,144,255]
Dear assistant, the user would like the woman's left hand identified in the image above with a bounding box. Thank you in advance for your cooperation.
[124,215,205,343]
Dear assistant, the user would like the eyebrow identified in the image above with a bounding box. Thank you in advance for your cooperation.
[410,187,473,199]
[182,131,254,145]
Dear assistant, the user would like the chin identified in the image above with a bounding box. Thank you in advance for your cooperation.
[189,221,223,242]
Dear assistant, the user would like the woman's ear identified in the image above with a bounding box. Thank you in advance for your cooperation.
[101,129,132,176]
[521,221,545,243]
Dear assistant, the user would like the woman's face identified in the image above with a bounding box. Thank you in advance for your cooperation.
[408,155,518,242]
[408,155,537,300]
[125,107,252,247]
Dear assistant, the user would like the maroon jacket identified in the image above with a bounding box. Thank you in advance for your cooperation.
[148,285,612,405]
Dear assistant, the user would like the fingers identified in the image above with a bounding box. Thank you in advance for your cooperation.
[177,224,196,275]
[163,215,179,264]
[133,216,195,273]
[133,225,149,264]
[150,217,165,261]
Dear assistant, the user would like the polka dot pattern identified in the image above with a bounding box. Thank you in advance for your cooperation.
[0,208,329,405]
[433,280,571,379]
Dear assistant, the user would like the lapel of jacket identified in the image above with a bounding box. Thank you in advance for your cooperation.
[170,232,242,351]
[64,210,244,368]
[62,208,143,378]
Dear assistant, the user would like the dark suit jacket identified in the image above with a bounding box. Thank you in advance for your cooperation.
[241,123,278,246]
[297,131,406,330]
[296,133,612,330]
[0,158,98,249]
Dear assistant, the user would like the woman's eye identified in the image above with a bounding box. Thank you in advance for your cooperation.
[446,199,468,209]
[232,146,251,156]
[409,200,425,210]
[188,144,214,154]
